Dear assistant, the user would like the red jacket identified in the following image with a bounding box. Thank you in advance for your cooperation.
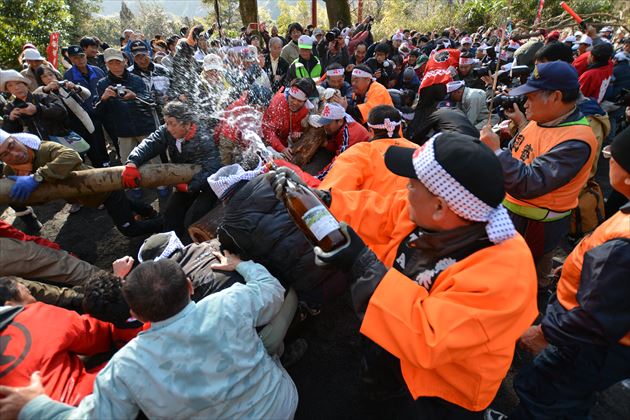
[579,61,614,103]
[0,220,61,250]
[0,303,141,405]
[572,52,590,76]
[261,88,309,152]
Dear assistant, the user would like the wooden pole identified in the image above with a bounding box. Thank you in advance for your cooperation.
[312,0,317,28]
[358,0,363,23]
[0,164,201,205]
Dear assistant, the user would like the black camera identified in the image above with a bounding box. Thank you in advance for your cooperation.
[492,94,527,113]
[192,25,205,41]
[57,80,67,89]
[497,65,530,85]
[114,84,126,97]
[472,67,490,78]
[615,88,630,106]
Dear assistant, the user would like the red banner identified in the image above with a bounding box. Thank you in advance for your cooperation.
[46,31,60,68]
[534,0,545,26]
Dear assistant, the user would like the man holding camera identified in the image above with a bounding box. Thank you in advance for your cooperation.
[480,61,598,287]
[96,48,158,164]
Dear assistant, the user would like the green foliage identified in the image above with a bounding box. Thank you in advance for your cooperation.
[0,0,73,69]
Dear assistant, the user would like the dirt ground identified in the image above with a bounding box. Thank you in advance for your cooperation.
[1,154,629,418]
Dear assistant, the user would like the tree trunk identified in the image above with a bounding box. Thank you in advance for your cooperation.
[0,164,200,205]
[324,0,352,27]
[239,0,258,26]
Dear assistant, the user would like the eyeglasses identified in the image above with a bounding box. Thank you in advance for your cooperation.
[602,145,611,159]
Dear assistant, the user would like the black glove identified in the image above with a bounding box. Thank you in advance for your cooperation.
[314,222,367,271]
[269,166,306,200]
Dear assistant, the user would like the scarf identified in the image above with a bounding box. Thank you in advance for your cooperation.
[175,123,198,153]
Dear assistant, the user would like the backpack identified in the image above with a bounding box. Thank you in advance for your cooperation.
[570,179,605,238]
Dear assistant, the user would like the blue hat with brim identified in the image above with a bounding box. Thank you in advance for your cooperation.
[510,61,580,96]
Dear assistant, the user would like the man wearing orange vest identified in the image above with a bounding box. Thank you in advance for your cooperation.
[332,64,394,125]
[273,134,538,417]
[507,127,630,419]
[481,61,598,286]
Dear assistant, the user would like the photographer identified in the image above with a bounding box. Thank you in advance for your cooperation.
[321,30,349,69]
[480,61,599,287]
[366,43,393,87]
[34,66,109,169]
[96,48,158,165]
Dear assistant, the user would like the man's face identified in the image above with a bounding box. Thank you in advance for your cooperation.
[315,34,323,43]
[624,43,630,54]
[165,116,191,139]
[524,90,564,123]
[324,118,344,136]
[84,45,99,58]
[299,48,312,60]
[106,59,125,77]
[288,95,306,112]
[578,44,587,54]
[609,157,630,196]
[70,54,88,68]
[375,52,387,64]
[290,28,301,41]
[407,179,441,230]
[459,64,472,76]
[204,69,220,83]
[327,74,344,89]
[270,42,282,58]
[354,45,367,63]
[450,88,464,102]
[392,40,402,49]
[271,27,279,36]
[133,53,151,70]
[351,76,371,96]
[198,37,208,50]
[15,283,36,305]
[27,59,43,70]
[5,81,29,99]
[408,55,418,66]
[0,136,31,165]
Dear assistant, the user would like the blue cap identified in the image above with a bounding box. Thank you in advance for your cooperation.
[510,61,579,96]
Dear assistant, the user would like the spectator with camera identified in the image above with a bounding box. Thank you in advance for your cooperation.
[480,61,599,288]
[366,43,394,88]
[318,29,349,70]
[96,48,158,166]
[19,48,62,92]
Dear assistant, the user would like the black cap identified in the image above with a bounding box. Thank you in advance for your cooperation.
[611,126,630,174]
[67,45,84,57]
[384,133,505,207]
[130,40,149,55]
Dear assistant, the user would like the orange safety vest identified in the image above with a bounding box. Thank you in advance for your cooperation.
[504,117,598,217]
[556,209,630,346]
[319,137,417,195]
[355,81,394,122]
[361,234,538,411]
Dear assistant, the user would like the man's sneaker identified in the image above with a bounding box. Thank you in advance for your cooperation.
[484,409,508,420]
[280,338,308,368]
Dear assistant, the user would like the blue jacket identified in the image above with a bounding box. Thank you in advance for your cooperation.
[95,70,157,138]
[64,65,106,109]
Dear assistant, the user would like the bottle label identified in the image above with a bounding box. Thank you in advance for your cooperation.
[301,205,340,241]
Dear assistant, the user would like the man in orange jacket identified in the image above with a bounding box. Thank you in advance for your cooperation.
[274,133,538,417]
[319,105,417,194]
[507,127,630,419]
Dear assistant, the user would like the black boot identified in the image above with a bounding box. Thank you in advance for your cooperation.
[14,206,43,233]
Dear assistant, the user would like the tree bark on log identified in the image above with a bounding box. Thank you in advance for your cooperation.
[291,125,326,167]
[188,203,225,243]
[0,164,201,206]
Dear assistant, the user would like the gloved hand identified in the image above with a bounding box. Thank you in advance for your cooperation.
[314,222,367,271]
[8,175,40,201]
[121,164,142,188]
[269,166,306,200]
[175,183,189,193]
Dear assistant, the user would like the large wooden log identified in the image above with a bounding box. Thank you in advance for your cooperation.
[0,164,201,205]
[188,203,225,243]
[291,125,326,167]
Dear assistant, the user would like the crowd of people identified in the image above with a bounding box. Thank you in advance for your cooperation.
[0,15,629,420]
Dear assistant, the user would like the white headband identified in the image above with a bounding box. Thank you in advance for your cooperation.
[412,134,516,244]
[459,57,476,65]
[0,130,41,150]
[367,118,401,137]
[352,68,375,80]
[446,81,465,93]
[137,231,185,263]
[288,85,307,101]
[326,68,345,77]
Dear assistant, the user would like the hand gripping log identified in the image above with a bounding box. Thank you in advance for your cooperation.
[0,164,201,205]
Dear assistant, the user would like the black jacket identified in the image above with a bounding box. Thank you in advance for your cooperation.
[263,54,290,92]
[95,70,157,137]
[218,175,349,306]
[2,93,69,140]
[126,124,221,192]
[411,108,480,145]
